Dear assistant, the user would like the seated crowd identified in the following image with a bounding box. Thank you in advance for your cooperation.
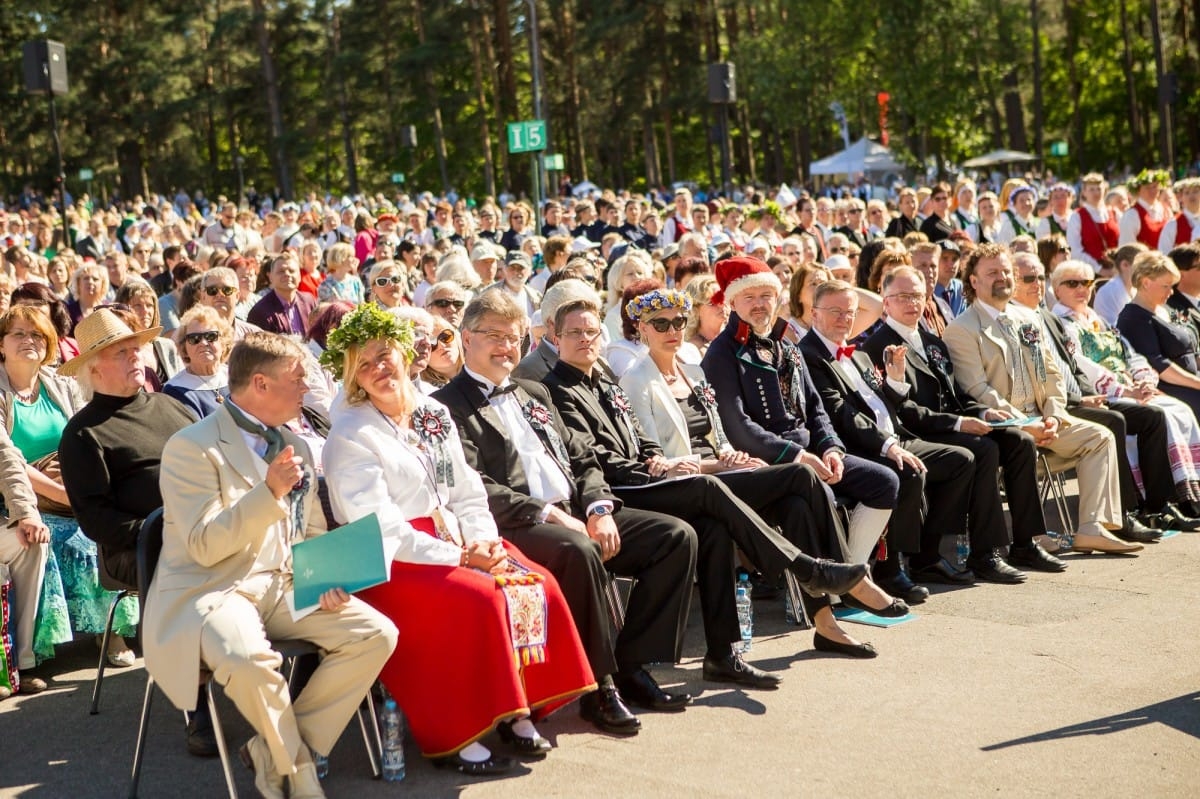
[2,172,1200,797]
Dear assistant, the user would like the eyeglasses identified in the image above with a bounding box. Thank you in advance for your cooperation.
[814,307,857,321]
[374,275,405,287]
[932,195,949,202]
[473,329,521,347]
[561,327,603,341]
[1019,274,1047,284]
[1058,278,1094,289]
[184,331,220,346]
[430,298,466,310]
[5,329,46,343]
[884,292,925,304]
[643,316,689,333]
[829,247,847,254]
[204,285,238,297]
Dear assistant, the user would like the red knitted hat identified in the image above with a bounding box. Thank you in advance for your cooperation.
[712,256,782,306]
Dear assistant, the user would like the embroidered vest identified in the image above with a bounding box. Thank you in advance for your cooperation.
[1173,213,1195,249]
[1004,209,1034,238]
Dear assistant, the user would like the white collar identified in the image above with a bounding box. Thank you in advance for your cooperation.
[975,300,1010,321]
[462,365,508,397]
[812,328,847,359]
[885,316,922,342]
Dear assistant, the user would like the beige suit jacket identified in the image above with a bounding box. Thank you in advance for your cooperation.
[143,405,325,711]
[943,302,1072,423]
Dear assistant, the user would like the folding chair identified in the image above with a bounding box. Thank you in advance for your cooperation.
[1037,450,1077,547]
[90,551,136,714]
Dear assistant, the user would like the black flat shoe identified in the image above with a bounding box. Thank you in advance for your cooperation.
[496,720,552,757]
[613,668,690,712]
[432,752,514,776]
[839,592,910,617]
[793,559,868,596]
[1006,542,1068,573]
[813,631,877,659]
[579,687,641,736]
[701,651,781,689]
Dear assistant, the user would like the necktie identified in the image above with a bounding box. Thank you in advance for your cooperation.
[225,401,286,461]
[835,345,856,360]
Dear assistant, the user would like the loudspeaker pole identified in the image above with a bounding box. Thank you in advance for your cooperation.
[44,63,69,250]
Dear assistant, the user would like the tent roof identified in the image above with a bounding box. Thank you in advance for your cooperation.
[809,137,905,176]
[961,149,1039,168]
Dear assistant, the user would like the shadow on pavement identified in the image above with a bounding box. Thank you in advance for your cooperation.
[981,691,1200,751]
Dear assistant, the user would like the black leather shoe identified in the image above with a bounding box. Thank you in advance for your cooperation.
[813,631,877,659]
[702,651,781,689]
[966,550,1027,584]
[1115,513,1164,543]
[496,720,552,757]
[911,558,975,585]
[838,592,910,617]
[1006,542,1068,573]
[612,668,690,712]
[432,752,514,776]
[874,572,930,605]
[1144,504,1200,532]
[186,709,219,758]
[793,559,868,596]
[579,687,641,735]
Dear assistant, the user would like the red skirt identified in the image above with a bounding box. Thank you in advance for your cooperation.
[359,532,595,758]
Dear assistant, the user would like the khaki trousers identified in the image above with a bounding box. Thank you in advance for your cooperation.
[1040,416,1122,529]
[199,572,397,776]
[0,529,49,670]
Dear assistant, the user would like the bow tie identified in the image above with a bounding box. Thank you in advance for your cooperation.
[835,345,856,360]
[472,376,518,399]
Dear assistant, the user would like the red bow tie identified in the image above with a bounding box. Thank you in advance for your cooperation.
[835,345,856,360]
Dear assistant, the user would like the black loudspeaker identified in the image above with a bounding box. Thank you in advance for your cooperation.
[399,125,417,148]
[707,62,736,104]
[23,40,69,96]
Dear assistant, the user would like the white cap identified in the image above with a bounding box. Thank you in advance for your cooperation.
[570,236,601,253]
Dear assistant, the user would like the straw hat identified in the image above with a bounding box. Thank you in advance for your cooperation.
[57,308,161,377]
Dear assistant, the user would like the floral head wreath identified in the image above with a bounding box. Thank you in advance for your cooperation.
[752,200,782,220]
[625,289,693,322]
[319,302,416,377]
[1128,169,1170,190]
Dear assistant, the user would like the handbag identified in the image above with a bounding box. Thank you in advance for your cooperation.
[30,452,74,518]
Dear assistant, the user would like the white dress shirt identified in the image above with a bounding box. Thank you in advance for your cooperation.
[1119,199,1167,246]
[812,329,898,455]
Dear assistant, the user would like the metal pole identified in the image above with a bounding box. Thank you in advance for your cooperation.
[527,0,544,209]
[44,63,69,250]
[719,104,732,199]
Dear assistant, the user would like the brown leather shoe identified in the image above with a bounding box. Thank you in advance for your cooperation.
[18,675,48,694]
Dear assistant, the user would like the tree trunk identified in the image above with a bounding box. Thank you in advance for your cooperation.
[555,0,588,182]
[413,0,450,193]
[492,0,520,193]
[643,84,662,188]
[332,12,358,195]
[1062,0,1085,173]
[1118,0,1145,167]
[1001,68,1028,152]
[251,0,292,198]
[467,11,496,197]
[1030,0,1044,168]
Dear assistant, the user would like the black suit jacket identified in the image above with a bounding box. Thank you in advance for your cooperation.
[1166,290,1200,345]
[861,322,989,418]
[432,372,619,528]
[799,329,957,456]
[542,360,662,487]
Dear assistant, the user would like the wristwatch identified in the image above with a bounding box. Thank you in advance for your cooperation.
[588,505,613,518]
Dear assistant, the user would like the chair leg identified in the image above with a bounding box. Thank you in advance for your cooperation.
[91,588,131,715]
[357,689,381,779]
[206,678,239,799]
[127,675,156,798]
[782,570,813,629]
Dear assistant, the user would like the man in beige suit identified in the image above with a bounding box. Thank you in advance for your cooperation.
[943,243,1143,554]
[144,332,398,799]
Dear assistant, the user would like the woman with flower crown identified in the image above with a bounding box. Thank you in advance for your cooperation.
[320,304,594,776]
[620,288,910,658]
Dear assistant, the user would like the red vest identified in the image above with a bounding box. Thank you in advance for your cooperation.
[1134,202,1167,249]
[1076,207,1118,264]
[1170,213,1195,250]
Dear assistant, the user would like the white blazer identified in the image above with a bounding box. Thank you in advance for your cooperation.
[620,354,733,459]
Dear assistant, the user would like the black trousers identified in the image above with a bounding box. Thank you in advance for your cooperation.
[1073,400,1172,512]
[502,506,696,677]
[924,429,1023,553]
[868,437,973,576]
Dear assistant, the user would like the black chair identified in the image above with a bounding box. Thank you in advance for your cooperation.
[91,551,137,714]
[128,509,382,799]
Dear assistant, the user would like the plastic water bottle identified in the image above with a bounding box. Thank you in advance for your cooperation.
[784,590,797,624]
[313,753,329,779]
[954,532,970,570]
[381,698,406,782]
[735,572,753,653]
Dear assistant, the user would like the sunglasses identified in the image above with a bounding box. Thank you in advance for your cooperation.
[374,275,405,287]
[432,329,456,348]
[1019,274,1047,284]
[431,298,466,310]
[1059,278,1094,289]
[205,285,238,297]
[644,316,689,333]
[184,331,220,346]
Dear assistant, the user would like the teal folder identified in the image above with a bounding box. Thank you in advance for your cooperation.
[292,513,388,609]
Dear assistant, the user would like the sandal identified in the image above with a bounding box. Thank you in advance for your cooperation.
[432,752,514,776]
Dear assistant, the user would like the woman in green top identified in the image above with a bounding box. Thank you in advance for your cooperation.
[0,306,138,673]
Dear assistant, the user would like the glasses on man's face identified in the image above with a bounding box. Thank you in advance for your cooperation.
[205,285,238,297]
[885,292,925,305]
[184,331,220,346]
[474,329,521,347]
[561,327,603,342]
[1059,279,1093,290]
[431,298,465,311]
[644,316,689,333]
[814,307,857,321]
[828,247,847,254]
[374,275,404,287]
[1019,274,1047,284]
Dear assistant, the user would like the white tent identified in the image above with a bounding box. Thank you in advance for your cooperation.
[961,149,1038,168]
[809,137,905,176]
